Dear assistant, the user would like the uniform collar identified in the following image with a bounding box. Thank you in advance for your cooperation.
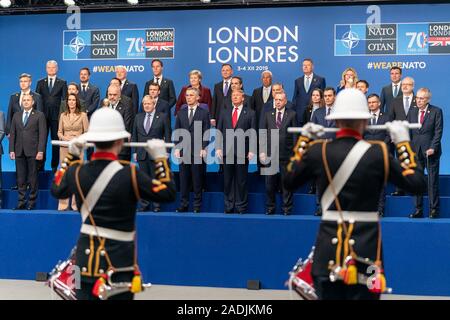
[336,128,362,140]
[91,152,118,161]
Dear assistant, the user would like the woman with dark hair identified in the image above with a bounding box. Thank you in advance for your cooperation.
[302,88,325,125]
[57,93,89,210]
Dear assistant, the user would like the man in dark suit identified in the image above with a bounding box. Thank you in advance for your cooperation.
[211,63,233,127]
[146,82,170,116]
[364,94,390,216]
[116,66,139,116]
[292,58,326,126]
[107,85,133,161]
[379,66,403,113]
[174,87,210,213]
[388,77,416,196]
[408,88,443,219]
[251,70,273,126]
[78,67,100,119]
[311,87,337,216]
[143,59,176,112]
[6,73,43,135]
[132,95,171,212]
[216,89,257,214]
[35,60,67,172]
[259,83,294,127]
[259,92,297,215]
[9,94,47,210]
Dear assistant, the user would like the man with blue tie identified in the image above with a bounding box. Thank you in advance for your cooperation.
[364,94,390,216]
[292,58,326,126]
[216,89,257,214]
[9,94,47,210]
[132,95,171,212]
[211,63,233,127]
[78,67,100,119]
[311,87,337,216]
[379,66,403,113]
[6,73,43,135]
[174,87,210,213]
[408,88,443,219]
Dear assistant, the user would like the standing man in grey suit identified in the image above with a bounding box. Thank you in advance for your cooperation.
[259,92,297,215]
[292,58,326,126]
[78,67,100,119]
[35,60,67,172]
[379,66,403,113]
[9,94,47,210]
[6,73,43,135]
[107,85,133,161]
[116,66,139,117]
[0,111,4,207]
[408,88,443,219]
[132,95,171,212]
[143,59,177,113]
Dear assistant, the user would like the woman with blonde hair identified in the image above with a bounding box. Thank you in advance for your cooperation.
[57,93,89,210]
[175,69,212,115]
[337,67,358,93]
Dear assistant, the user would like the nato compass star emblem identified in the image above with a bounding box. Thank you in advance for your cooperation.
[69,36,85,54]
[341,31,360,49]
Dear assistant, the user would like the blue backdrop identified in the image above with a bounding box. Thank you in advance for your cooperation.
[0,3,448,172]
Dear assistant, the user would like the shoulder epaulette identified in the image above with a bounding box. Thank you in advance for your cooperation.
[118,160,132,166]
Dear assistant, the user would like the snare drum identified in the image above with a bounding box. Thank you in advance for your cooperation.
[47,248,77,300]
[287,247,318,300]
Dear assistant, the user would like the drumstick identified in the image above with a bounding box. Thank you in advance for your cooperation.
[287,123,421,133]
[51,140,175,148]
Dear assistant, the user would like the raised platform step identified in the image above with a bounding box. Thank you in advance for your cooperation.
[2,190,449,217]
[0,211,449,296]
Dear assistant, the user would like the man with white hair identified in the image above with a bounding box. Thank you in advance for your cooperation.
[51,107,176,300]
[251,70,273,125]
[36,60,68,172]
[115,65,139,115]
[285,89,426,300]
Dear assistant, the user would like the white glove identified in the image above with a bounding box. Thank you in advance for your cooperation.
[385,120,410,144]
[145,139,168,160]
[68,136,86,157]
[301,123,325,139]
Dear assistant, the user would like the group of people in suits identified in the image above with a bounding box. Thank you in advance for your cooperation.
[3,57,444,217]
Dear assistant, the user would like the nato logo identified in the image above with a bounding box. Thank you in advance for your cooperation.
[335,25,366,56]
[63,31,92,60]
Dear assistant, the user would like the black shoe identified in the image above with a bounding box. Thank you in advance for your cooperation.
[391,190,405,196]
[193,208,201,213]
[429,209,439,219]
[238,210,246,214]
[283,210,291,216]
[26,205,35,210]
[11,185,18,190]
[314,208,322,216]
[378,211,384,217]
[176,206,188,213]
[13,204,26,210]
[409,210,423,218]
[153,207,161,213]
[137,206,150,212]
[265,209,275,215]
[307,187,315,194]
[59,207,69,211]
[225,209,233,214]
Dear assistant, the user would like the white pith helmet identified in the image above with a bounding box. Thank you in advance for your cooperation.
[80,107,130,142]
[325,88,372,120]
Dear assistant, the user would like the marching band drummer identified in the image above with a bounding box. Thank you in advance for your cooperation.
[51,107,176,300]
[284,89,426,300]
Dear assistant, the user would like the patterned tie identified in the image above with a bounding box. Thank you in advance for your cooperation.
[371,113,377,126]
[144,113,151,134]
[48,78,54,92]
[23,111,29,126]
[276,111,282,129]
[404,96,410,116]
[232,107,239,128]
[223,81,229,96]
[305,76,311,92]
[263,87,269,103]
[419,110,425,124]
[189,108,194,126]
[393,84,399,98]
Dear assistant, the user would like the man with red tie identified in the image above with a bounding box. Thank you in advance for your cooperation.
[408,88,443,219]
[216,90,256,214]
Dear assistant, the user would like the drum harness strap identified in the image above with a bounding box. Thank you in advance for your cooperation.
[321,140,388,293]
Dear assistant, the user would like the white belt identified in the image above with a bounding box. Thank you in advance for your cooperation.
[80,224,135,242]
[322,210,379,222]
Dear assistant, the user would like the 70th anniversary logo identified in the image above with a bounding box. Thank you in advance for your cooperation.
[63,28,175,60]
